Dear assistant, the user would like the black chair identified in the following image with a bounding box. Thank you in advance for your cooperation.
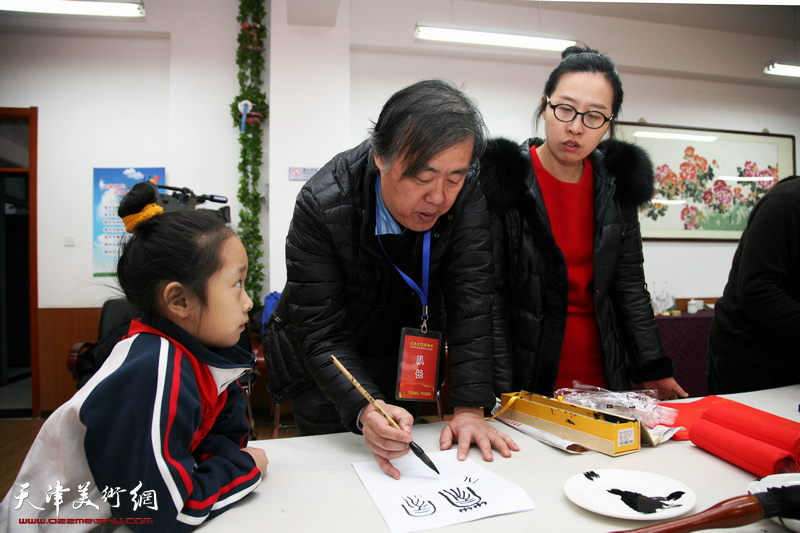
[67,298,139,389]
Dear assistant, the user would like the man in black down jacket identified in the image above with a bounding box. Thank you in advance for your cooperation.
[264,79,517,479]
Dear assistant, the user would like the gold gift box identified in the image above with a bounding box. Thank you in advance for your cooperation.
[498,391,645,457]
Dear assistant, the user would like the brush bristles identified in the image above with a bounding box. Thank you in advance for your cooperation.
[754,485,800,520]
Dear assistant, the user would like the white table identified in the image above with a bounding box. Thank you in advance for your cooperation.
[197,385,800,532]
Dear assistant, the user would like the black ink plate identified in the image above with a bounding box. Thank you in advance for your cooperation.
[564,469,696,520]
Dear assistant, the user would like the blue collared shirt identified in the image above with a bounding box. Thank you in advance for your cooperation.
[375,173,404,236]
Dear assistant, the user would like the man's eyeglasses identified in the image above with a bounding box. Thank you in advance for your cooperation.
[546,97,613,129]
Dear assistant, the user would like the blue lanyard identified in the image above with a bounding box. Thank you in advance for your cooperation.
[375,178,432,331]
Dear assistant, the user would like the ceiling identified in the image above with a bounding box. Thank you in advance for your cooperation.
[287,1,800,40]
[535,2,800,40]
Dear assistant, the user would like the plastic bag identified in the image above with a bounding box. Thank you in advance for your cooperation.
[554,382,678,429]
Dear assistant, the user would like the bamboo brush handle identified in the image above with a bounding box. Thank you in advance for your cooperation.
[330,355,402,431]
[610,494,764,533]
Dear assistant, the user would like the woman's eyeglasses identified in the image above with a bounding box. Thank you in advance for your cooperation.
[546,97,613,129]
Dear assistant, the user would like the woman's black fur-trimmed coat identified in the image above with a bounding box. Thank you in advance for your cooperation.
[480,137,674,397]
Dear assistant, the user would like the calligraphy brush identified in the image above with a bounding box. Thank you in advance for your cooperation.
[330,355,440,475]
[610,484,800,533]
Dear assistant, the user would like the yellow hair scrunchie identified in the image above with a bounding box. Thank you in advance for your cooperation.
[122,203,164,233]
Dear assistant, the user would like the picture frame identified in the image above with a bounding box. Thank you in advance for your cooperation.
[615,121,796,240]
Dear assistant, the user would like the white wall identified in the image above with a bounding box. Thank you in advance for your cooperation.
[0,0,248,308]
[268,0,351,292]
[267,0,800,298]
[3,0,800,307]
[347,50,800,298]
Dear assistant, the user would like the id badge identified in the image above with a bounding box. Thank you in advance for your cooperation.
[396,327,441,402]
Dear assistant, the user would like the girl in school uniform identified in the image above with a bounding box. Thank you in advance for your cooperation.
[1,181,267,531]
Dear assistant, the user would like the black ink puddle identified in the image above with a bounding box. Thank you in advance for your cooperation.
[607,489,685,514]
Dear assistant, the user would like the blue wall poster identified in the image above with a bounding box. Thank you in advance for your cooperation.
[93,167,166,277]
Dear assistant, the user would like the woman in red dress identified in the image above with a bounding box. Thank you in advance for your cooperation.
[480,45,687,400]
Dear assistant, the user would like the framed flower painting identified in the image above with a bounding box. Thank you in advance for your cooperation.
[615,122,796,240]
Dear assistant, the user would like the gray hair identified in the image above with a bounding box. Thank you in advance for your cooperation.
[369,79,487,176]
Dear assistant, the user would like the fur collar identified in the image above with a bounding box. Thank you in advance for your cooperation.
[479,137,655,213]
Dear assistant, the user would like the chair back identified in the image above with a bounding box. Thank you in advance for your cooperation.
[98,298,140,340]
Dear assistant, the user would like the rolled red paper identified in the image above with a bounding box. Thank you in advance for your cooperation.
[687,400,800,477]
[701,403,800,464]
[689,418,796,477]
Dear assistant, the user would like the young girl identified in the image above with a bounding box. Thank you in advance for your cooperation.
[1,181,267,531]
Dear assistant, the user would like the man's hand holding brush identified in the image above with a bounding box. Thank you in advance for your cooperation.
[360,400,417,480]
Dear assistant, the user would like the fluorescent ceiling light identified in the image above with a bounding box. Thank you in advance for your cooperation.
[414,25,575,52]
[0,0,145,17]
[633,131,717,143]
[764,62,800,77]
[651,199,687,205]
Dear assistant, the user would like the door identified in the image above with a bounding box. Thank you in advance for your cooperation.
[0,107,38,416]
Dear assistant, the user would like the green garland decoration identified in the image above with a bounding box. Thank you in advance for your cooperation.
[230,0,267,309]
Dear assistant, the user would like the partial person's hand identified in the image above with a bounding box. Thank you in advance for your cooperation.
[360,400,415,480]
[439,406,520,462]
[242,447,269,478]
[643,377,689,400]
